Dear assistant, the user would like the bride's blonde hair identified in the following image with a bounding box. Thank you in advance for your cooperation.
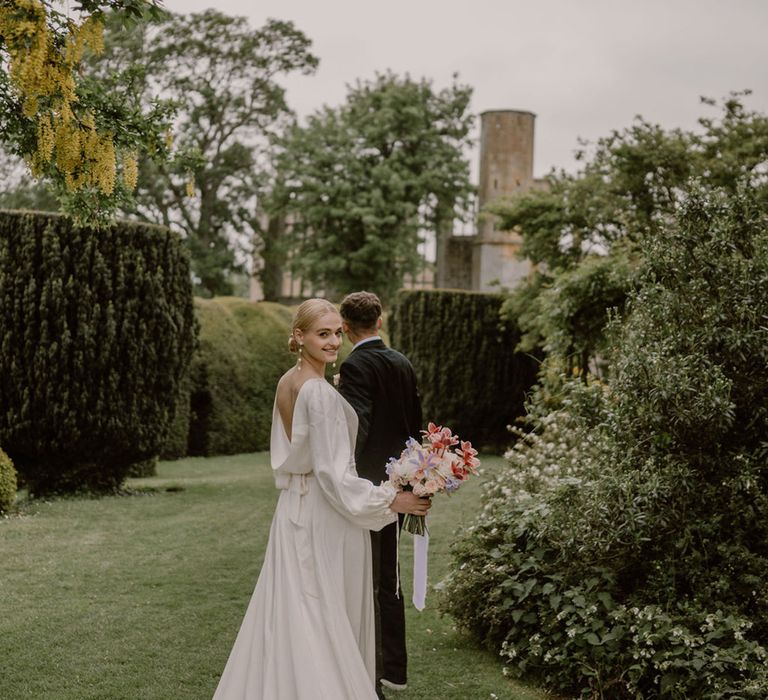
[288,298,340,353]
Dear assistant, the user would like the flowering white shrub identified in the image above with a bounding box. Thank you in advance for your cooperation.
[481,376,608,514]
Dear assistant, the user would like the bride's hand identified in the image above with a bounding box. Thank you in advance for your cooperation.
[390,491,432,516]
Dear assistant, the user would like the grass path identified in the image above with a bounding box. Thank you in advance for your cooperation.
[0,453,547,700]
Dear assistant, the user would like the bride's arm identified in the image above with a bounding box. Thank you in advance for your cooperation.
[306,382,420,531]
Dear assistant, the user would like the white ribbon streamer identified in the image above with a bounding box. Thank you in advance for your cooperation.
[412,532,429,611]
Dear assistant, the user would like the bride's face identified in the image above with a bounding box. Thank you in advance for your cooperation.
[297,311,343,365]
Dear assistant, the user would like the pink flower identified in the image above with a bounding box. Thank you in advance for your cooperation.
[423,422,459,451]
[451,460,469,481]
[387,424,480,516]
[457,440,480,475]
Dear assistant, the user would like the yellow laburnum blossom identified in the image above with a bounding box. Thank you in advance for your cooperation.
[123,151,139,191]
[2,1,118,196]
[54,118,82,175]
[26,153,43,179]
[36,113,55,163]
[80,112,96,131]
[95,133,116,195]
[64,15,104,65]
[22,96,38,118]
[185,176,196,198]
[80,16,105,55]
[1,2,49,99]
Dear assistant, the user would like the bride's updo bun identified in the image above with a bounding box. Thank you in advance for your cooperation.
[288,298,339,353]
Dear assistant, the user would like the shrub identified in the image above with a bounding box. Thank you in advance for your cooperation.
[0,210,197,495]
[127,457,158,479]
[186,297,295,456]
[502,250,636,375]
[389,289,540,450]
[442,183,768,697]
[0,448,17,514]
[159,371,193,460]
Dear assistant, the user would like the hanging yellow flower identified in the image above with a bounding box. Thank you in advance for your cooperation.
[123,151,139,191]
[1,1,138,196]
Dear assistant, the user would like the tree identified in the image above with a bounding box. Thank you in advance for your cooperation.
[274,72,474,303]
[0,0,173,226]
[444,179,768,697]
[88,10,318,296]
[493,93,768,374]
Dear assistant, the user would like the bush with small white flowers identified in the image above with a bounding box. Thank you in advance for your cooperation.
[443,182,768,698]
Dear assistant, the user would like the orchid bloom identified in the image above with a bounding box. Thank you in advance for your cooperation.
[457,440,480,473]
[423,422,459,451]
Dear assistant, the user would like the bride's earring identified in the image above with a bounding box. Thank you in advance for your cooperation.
[298,344,304,369]
[332,361,336,369]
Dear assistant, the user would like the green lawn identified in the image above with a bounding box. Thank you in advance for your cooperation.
[0,454,548,700]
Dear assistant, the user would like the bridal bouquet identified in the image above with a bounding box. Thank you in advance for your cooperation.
[386,422,480,536]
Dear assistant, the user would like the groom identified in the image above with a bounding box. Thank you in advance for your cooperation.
[338,291,423,697]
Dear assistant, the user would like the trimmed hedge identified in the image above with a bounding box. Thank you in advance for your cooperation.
[389,289,540,450]
[183,297,295,457]
[0,448,17,513]
[0,210,197,495]
[159,370,193,460]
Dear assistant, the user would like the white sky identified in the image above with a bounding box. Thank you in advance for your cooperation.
[163,0,768,179]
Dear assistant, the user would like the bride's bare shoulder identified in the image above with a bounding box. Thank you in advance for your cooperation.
[276,369,299,402]
[278,371,328,399]
[275,370,301,438]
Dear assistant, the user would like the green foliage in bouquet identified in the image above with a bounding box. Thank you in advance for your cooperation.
[181,297,295,457]
[0,209,196,495]
[389,289,540,451]
[0,448,17,514]
[442,182,768,698]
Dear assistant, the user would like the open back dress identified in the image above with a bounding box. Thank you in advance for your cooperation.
[212,377,398,700]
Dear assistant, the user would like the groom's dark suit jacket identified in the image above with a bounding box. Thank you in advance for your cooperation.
[338,339,422,484]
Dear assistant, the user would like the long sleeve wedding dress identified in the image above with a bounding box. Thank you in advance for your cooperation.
[212,377,397,700]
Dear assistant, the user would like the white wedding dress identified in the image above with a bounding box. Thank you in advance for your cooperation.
[213,378,398,700]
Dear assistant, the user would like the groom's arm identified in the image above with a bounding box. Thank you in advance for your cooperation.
[338,359,374,462]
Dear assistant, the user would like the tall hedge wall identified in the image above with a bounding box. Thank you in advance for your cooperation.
[0,210,197,495]
[389,289,539,450]
[182,297,295,457]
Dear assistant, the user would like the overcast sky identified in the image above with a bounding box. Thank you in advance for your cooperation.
[165,0,768,179]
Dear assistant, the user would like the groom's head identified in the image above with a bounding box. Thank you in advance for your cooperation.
[339,291,382,340]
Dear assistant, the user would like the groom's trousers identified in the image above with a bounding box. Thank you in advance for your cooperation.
[370,515,407,692]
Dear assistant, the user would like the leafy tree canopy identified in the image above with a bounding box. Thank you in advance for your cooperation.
[85,9,318,296]
[493,92,768,373]
[274,72,475,302]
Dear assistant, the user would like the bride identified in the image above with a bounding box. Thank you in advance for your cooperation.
[213,298,431,700]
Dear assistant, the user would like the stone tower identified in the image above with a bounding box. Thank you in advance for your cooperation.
[472,109,536,291]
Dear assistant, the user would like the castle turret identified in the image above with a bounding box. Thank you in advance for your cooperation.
[472,109,536,291]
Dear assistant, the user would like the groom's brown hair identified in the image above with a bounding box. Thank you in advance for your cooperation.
[339,291,382,333]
